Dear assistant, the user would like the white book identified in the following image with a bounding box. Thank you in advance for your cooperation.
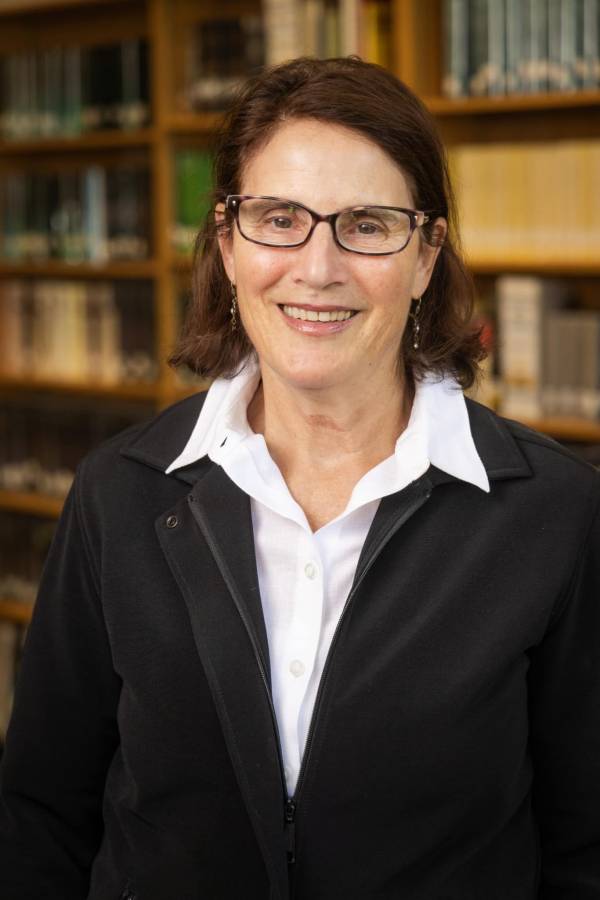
[263,0,303,64]
[340,0,361,55]
[497,275,569,419]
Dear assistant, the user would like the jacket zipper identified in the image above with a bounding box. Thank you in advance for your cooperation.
[283,482,432,868]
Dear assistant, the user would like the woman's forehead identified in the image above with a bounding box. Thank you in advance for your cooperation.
[240,119,414,207]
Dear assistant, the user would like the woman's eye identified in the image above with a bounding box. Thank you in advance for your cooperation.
[356,221,382,234]
[349,218,386,235]
[268,215,294,229]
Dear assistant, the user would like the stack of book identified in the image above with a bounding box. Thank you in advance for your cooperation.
[496,275,600,421]
[185,16,264,111]
[0,279,157,385]
[172,149,213,255]
[449,140,600,265]
[263,0,391,65]
[0,38,150,140]
[443,0,600,98]
[0,400,150,502]
[0,165,151,262]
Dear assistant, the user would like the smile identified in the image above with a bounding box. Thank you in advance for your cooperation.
[281,305,356,322]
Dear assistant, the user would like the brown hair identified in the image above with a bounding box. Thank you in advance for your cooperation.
[169,56,485,389]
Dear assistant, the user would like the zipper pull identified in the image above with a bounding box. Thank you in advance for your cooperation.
[284,798,297,864]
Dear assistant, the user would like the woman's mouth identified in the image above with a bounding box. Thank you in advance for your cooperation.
[281,304,357,322]
[278,303,358,335]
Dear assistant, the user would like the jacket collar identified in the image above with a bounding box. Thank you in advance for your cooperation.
[120,391,533,487]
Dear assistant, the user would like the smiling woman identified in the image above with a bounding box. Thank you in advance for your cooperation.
[1,56,600,900]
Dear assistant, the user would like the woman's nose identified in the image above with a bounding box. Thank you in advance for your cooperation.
[290,220,348,289]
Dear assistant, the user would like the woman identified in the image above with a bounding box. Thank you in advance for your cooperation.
[1,57,599,900]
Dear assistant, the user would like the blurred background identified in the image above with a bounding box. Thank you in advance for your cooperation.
[0,0,599,746]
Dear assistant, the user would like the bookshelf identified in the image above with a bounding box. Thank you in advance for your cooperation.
[0,0,599,645]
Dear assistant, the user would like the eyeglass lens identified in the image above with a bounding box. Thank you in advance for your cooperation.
[237,198,412,253]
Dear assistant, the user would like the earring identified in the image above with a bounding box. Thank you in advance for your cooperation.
[410,296,422,350]
[230,283,238,332]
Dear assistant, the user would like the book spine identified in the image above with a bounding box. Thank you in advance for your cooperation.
[468,0,489,95]
[263,0,303,65]
[340,0,361,55]
[443,0,470,98]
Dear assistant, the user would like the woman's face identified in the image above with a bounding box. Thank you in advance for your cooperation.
[217,118,445,395]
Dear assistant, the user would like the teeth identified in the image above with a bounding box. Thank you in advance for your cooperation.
[282,305,354,322]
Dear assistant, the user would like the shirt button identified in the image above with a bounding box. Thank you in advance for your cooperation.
[289,659,305,677]
[304,562,317,580]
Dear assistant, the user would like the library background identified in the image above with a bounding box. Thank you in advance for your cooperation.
[0,0,599,751]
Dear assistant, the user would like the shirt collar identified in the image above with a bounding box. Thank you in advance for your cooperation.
[166,357,490,495]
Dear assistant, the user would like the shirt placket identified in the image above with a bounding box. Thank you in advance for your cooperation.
[279,526,324,794]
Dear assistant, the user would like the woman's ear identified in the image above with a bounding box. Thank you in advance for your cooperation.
[215,202,235,283]
[413,216,447,297]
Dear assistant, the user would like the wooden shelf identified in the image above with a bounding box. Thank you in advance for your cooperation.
[166,111,225,134]
[0,374,159,402]
[171,253,193,270]
[0,0,125,15]
[0,128,157,156]
[0,260,158,280]
[0,598,34,626]
[519,417,600,443]
[466,259,600,277]
[425,90,600,116]
[0,489,64,518]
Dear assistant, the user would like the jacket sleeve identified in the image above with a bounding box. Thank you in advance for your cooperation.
[0,461,121,899]
[529,479,600,898]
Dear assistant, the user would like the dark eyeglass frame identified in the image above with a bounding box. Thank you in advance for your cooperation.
[225,194,432,256]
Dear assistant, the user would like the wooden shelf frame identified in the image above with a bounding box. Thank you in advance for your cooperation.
[0,598,34,625]
[0,489,64,518]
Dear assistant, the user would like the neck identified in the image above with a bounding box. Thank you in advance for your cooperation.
[248,367,414,483]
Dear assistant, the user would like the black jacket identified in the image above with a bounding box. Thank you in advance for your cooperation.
[0,393,599,900]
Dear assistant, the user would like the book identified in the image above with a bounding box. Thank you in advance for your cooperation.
[496,275,570,419]
[172,149,213,256]
[443,0,470,98]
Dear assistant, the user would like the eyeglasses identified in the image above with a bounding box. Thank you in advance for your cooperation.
[225,194,431,256]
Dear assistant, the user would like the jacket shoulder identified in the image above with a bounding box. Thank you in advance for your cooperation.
[465,396,599,486]
[79,390,209,478]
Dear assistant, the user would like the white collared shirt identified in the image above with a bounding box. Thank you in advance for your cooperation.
[167,359,490,796]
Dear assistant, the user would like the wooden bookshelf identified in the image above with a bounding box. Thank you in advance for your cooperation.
[425,90,600,116]
[1,0,600,630]
[0,490,64,518]
[0,128,157,156]
[0,598,34,625]
[0,261,159,279]
[520,418,600,444]
[0,373,160,401]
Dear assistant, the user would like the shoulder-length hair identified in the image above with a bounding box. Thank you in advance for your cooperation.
[169,56,485,389]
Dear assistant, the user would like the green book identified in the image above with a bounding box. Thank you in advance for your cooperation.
[173,149,213,255]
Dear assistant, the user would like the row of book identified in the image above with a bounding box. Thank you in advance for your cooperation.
[494,275,600,420]
[172,149,213,254]
[181,1,392,112]
[0,279,156,385]
[184,16,264,112]
[263,0,392,67]
[0,510,56,742]
[0,166,151,262]
[449,140,600,264]
[443,0,600,97]
[0,39,150,141]
[0,513,56,603]
[0,401,147,499]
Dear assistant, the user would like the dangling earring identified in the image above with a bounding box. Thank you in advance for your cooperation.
[410,296,422,350]
[230,283,238,332]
